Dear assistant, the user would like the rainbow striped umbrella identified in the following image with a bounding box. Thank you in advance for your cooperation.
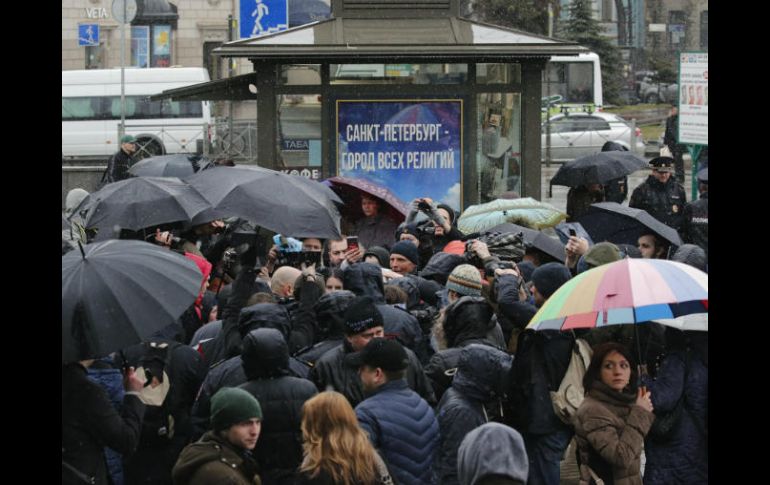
[527,259,708,331]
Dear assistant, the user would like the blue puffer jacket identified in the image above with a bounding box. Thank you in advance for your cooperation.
[642,345,708,484]
[355,380,439,485]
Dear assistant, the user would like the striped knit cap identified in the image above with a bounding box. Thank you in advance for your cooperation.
[445,264,483,297]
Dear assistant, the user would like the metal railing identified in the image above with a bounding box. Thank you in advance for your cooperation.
[206,120,258,161]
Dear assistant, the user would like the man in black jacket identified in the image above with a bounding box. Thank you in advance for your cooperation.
[103,134,137,184]
[663,105,687,182]
[62,361,146,485]
[238,328,318,485]
[629,156,687,231]
[310,296,435,407]
[680,167,708,262]
[507,262,574,485]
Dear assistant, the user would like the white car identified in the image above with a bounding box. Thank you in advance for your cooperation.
[541,112,645,163]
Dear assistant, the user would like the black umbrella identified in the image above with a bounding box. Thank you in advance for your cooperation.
[128,154,214,178]
[550,151,649,187]
[575,202,682,247]
[486,222,566,263]
[62,240,202,363]
[186,166,342,239]
[78,177,213,239]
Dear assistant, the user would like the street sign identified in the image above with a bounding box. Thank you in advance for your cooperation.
[240,0,288,39]
[112,0,137,24]
[78,24,100,46]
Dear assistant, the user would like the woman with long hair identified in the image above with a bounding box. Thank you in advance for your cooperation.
[298,391,392,485]
[573,342,655,485]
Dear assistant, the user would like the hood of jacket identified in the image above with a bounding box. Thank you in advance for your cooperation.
[458,422,528,485]
[452,344,512,402]
[238,303,292,340]
[172,431,247,484]
[441,296,495,348]
[342,262,385,303]
[313,290,357,339]
[421,252,467,286]
[385,276,421,310]
[241,327,291,379]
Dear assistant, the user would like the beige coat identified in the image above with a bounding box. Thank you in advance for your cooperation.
[573,382,654,485]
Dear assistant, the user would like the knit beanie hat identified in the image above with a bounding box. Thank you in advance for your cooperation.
[671,244,707,272]
[390,240,420,266]
[210,387,262,431]
[395,223,420,240]
[363,246,391,268]
[584,242,621,268]
[516,260,536,283]
[343,296,384,335]
[531,262,572,299]
[446,264,483,297]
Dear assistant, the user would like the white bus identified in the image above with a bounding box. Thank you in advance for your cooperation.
[62,67,213,160]
[542,52,603,117]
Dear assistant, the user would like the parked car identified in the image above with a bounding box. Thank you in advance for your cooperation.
[635,70,679,104]
[541,112,645,163]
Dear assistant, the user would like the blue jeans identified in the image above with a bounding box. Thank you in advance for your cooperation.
[524,428,573,485]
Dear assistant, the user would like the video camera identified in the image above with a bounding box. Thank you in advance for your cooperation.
[272,234,323,270]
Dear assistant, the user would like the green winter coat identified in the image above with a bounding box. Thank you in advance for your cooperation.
[573,382,654,485]
[172,431,261,485]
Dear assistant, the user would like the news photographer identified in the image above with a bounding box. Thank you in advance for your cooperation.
[405,197,464,253]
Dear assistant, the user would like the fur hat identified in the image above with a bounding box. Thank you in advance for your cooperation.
[390,240,420,266]
[446,264,483,297]
[531,262,572,299]
[343,296,384,335]
[210,387,262,431]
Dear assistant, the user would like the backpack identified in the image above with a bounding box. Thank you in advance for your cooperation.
[550,338,592,425]
[135,341,180,445]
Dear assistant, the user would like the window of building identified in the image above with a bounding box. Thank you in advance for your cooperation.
[85,43,104,69]
[152,25,172,67]
[700,11,708,50]
[477,93,522,201]
[131,26,150,68]
[477,64,521,84]
[668,11,686,48]
[279,65,321,85]
[330,64,468,85]
[276,94,322,176]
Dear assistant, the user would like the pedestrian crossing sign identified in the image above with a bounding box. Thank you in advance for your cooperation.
[79,24,100,46]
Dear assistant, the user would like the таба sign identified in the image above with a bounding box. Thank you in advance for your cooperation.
[337,99,463,210]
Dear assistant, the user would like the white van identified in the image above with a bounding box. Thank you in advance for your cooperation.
[62,67,212,159]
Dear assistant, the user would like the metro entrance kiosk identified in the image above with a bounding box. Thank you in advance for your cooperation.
[154,0,585,208]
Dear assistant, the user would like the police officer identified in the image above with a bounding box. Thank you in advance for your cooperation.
[629,156,687,231]
[680,167,708,262]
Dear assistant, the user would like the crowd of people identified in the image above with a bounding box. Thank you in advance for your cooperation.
[63,156,708,485]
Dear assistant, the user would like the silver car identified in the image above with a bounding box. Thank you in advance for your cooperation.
[541,112,645,163]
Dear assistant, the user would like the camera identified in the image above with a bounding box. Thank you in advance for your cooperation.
[417,200,432,212]
[275,251,322,270]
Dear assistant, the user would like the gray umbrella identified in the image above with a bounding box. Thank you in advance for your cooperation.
[78,176,214,239]
[128,154,214,178]
[186,165,342,239]
[62,240,201,363]
[575,202,682,247]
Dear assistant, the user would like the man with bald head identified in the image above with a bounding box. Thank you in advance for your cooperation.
[270,266,302,299]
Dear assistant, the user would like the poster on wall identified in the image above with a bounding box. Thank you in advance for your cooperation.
[678,52,708,145]
[131,26,149,68]
[152,25,172,67]
[336,99,463,210]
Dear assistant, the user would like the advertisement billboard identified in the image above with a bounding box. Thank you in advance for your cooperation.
[336,99,463,210]
[678,52,708,145]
